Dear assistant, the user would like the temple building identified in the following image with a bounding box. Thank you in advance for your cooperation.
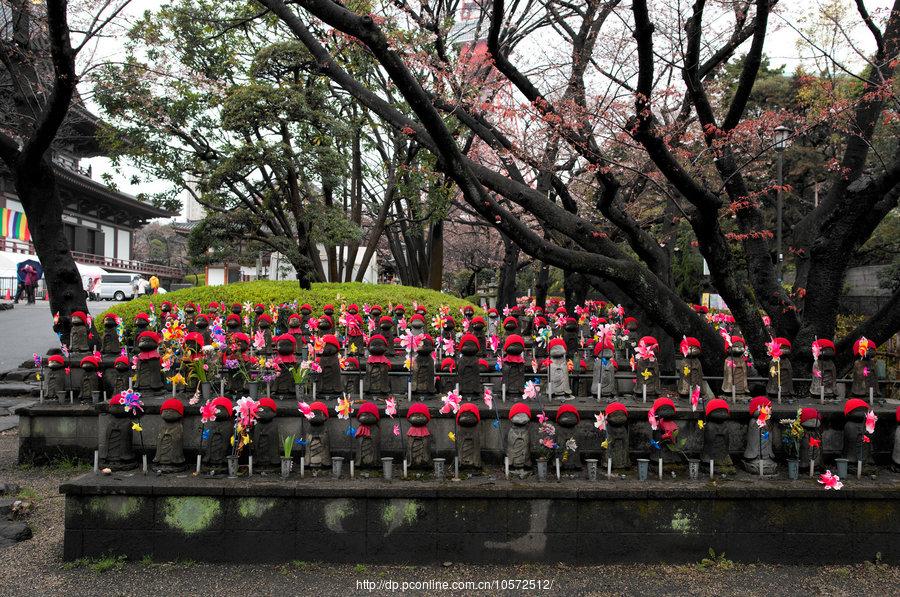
[0,110,179,294]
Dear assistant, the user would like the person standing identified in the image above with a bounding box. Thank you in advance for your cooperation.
[23,265,36,303]
[149,275,159,295]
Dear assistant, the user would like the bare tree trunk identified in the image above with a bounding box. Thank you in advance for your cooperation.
[427,220,443,291]
[496,233,519,309]
[344,123,363,281]
[534,261,550,308]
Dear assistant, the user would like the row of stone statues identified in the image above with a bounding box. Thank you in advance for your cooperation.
[102,393,900,478]
[46,330,880,405]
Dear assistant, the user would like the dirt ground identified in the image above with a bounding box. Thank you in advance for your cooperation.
[2,429,900,597]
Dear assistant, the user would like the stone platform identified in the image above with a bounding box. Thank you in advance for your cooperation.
[61,470,900,564]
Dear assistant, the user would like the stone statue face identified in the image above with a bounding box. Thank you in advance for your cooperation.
[550,344,566,358]
[254,306,264,316]
[369,340,387,356]
[626,322,638,332]
[358,412,377,426]
[464,309,474,318]
[310,410,327,426]
[344,362,359,371]
[226,321,240,331]
[847,407,866,422]
[185,306,196,315]
[410,320,425,332]
[324,308,334,316]
[137,336,159,352]
[408,413,428,427]
[71,315,84,325]
[687,346,701,357]
[708,409,729,423]
[82,362,96,373]
[319,320,331,333]
[655,405,676,419]
[416,339,434,354]
[258,320,270,330]
[104,317,117,329]
[115,362,130,372]
[443,322,455,333]
[781,345,792,357]
[348,307,358,314]
[511,412,530,426]
[277,340,294,356]
[288,316,301,328]
[471,321,484,333]
[729,343,745,356]
[300,307,311,316]
[196,319,208,330]
[236,340,249,353]
[506,343,524,356]
[599,348,614,359]
[557,412,578,428]
[504,323,517,333]
[370,308,382,318]
[379,322,392,333]
[322,343,338,356]
[258,406,276,421]
[162,304,172,313]
[461,342,478,356]
[801,419,820,430]
[214,406,229,420]
[607,411,627,426]
[109,403,127,417]
[458,412,478,428]
[820,346,834,359]
[564,321,577,332]
[230,306,241,315]
[394,308,403,317]
[161,409,182,422]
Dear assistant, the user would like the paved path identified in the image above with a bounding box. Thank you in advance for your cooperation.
[0,300,122,371]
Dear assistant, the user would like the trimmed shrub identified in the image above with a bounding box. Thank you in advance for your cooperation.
[99,281,479,332]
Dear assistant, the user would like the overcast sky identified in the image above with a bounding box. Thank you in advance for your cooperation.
[80,0,895,218]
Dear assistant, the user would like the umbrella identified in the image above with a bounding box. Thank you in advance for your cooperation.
[17,259,43,282]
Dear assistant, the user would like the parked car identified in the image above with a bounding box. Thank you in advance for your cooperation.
[97,273,142,301]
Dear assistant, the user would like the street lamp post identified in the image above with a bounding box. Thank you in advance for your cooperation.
[774,125,791,284]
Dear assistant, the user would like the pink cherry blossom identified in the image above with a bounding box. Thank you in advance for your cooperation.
[818,470,843,490]
[594,412,607,432]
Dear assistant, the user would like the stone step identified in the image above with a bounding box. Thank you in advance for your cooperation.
[0,416,18,432]
[0,383,37,397]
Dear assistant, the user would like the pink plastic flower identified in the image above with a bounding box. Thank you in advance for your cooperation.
[393,424,400,437]
[765,338,782,360]
[690,386,700,412]
[594,412,607,432]
[439,390,461,415]
[818,470,843,490]
[297,401,314,420]
[523,380,539,400]
[200,400,217,423]
[648,410,659,431]
[811,340,821,361]
[537,411,548,424]
[488,335,500,353]
[540,437,556,450]
[865,410,877,434]
[635,339,655,361]
[483,387,493,410]
[441,337,455,356]
[756,405,771,428]
[385,397,397,418]
[235,397,260,428]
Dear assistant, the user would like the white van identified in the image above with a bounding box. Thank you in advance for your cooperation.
[97,273,141,301]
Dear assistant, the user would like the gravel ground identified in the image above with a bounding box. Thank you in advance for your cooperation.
[2,430,900,597]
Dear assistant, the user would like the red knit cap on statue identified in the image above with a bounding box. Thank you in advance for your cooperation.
[226,313,241,324]
[471,316,486,326]
[456,402,480,423]
[509,402,532,421]
[748,396,772,414]
[232,332,250,344]
[406,402,431,421]
[705,399,730,417]
[548,338,567,352]
[457,333,480,351]
[812,338,835,351]
[843,398,869,417]
[774,337,792,349]
[310,401,329,417]
[368,334,387,347]
[344,357,359,370]
[853,338,876,357]
[896,405,900,423]
[137,331,162,344]
[161,399,184,416]
[114,355,130,366]
[211,396,234,418]
[651,397,676,415]
[257,313,273,324]
[623,317,637,326]
[639,336,658,347]
[80,355,100,368]
[800,407,820,424]
[593,337,615,356]
[134,313,149,322]
[606,402,628,417]
[274,333,296,345]
[258,397,277,412]
[357,401,380,420]
[440,357,455,372]
[109,393,125,405]
[556,404,580,423]
[322,334,340,349]
[503,316,518,328]
[185,332,205,346]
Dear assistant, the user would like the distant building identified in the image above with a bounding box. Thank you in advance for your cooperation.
[0,110,178,290]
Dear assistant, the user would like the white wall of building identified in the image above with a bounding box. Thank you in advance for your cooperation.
[117,229,131,260]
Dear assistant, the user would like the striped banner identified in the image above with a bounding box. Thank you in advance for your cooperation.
[1,208,31,241]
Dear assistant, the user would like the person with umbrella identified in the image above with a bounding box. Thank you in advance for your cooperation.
[15,260,42,304]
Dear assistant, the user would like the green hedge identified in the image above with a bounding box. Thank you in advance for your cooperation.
[99,281,480,331]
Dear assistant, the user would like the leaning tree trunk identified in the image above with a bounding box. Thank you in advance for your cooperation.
[15,156,88,344]
[427,220,443,291]
[496,233,519,309]
[534,261,550,308]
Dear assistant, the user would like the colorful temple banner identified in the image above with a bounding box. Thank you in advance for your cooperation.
[1,208,31,242]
